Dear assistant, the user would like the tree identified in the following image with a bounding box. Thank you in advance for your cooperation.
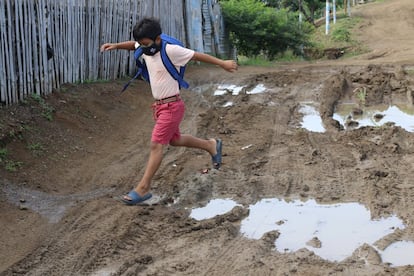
[264,0,326,25]
[220,0,313,59]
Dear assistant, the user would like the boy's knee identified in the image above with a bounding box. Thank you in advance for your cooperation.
[150,142,163,152]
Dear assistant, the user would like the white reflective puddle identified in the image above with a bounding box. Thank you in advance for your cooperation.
[222,101,234,107]
[190,198,411,265]
[213,84,267,97]
[247,84,266,94]
[334,104,414,132]
[240,198,404,262]
[299,103,414,133]
[189,198,241,220]
[299,104,325,133]
[381,241,414,267]
[214,84,245,96]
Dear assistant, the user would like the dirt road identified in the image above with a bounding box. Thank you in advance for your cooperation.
[1,0,414,275]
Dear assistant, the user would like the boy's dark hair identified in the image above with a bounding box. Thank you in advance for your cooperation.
[133,17,162,41]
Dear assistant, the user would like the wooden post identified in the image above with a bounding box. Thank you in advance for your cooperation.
[325,0,330,35]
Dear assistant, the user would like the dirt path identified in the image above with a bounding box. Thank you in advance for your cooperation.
[1,0,414,275]
[352,0,414,64]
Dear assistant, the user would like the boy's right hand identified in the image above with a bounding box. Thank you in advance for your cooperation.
[100,43,117,52]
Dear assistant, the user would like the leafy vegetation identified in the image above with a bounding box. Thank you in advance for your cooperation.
[221,0,368,63]
[265,0,326,25]
[220,0,314,60]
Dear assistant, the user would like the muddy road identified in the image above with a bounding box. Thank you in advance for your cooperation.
[1,0,414,275]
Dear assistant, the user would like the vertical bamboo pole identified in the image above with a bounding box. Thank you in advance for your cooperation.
[38,0,50,96]
[24,0,34,97]
[66,0,72,83]
[32,0,42,95]
[0,1,8,103]
[73,0,79,82]
[86,0,94,80]
[5,0,16,104]
[46,0,59,90]
[14,0,24,100]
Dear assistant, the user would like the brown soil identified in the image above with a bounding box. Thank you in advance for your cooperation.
[1,0,414,275]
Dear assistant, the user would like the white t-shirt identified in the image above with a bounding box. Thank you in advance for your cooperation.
[135,43,194,99]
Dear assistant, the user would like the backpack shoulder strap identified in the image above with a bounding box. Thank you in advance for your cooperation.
[133,47,150,82]
[120,34,189,94]
[160,34,189,89]
[120,46,149,93]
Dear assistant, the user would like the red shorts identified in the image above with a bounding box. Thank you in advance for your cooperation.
[151,100,185,145]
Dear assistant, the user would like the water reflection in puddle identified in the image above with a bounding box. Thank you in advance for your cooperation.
[190,198,409,265]
[214,84,245,96]
[247,84,266,94]
[213,84,267,97]
[299,104,325,133]
[299,103,414,133]
[2,181,113,223]
[240,198,404,262]
[334,104,414,132]
[189,198,240,220]
[381,241,414,267]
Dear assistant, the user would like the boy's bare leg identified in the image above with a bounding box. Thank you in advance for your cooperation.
[123,136,217,201]
[124,142,164,200]
[170,134,217,156]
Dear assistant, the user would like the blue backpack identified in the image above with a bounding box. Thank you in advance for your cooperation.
[121,33,189,93]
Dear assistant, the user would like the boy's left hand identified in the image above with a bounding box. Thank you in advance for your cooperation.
[222,60,238,72]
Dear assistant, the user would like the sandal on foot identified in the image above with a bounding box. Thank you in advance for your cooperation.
[211,139,222,169]
[120,190,152,205]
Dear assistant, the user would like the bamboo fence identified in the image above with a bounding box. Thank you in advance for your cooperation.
[0,0,227,105]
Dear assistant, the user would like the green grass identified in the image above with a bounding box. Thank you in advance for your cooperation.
[237,55,274,66]
[405,69,414,75]
[5,160,23,172]
[354,87,367,106]
[0,148,23,172]
[0,148,7,161]
[27,142,45,156]
[309,14,369,58]
[77,79,111,84]
[237,49,303,66]
[30,93,55,121]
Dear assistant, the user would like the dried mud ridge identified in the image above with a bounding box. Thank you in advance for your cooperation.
[1,64,414,275]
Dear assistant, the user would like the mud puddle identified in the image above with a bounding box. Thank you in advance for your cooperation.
[334,103,414,132]
[1,181,114,223]
[213,83,267,96]
[189,198,241,220]
[299,103,326,133]
[212,83,268,108]
[299,103,414,132]
[190,198,410,266]
[381,241,414,267]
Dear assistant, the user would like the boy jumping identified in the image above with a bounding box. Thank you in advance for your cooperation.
[100,17,238,205]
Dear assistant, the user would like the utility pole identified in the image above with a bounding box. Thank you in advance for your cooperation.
[333,0,336,24]
[299,0,304,56]
[326,0,330,35]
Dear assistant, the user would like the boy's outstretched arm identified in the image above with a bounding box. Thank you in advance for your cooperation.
[100,41,136,52]
[192,52,238,72]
